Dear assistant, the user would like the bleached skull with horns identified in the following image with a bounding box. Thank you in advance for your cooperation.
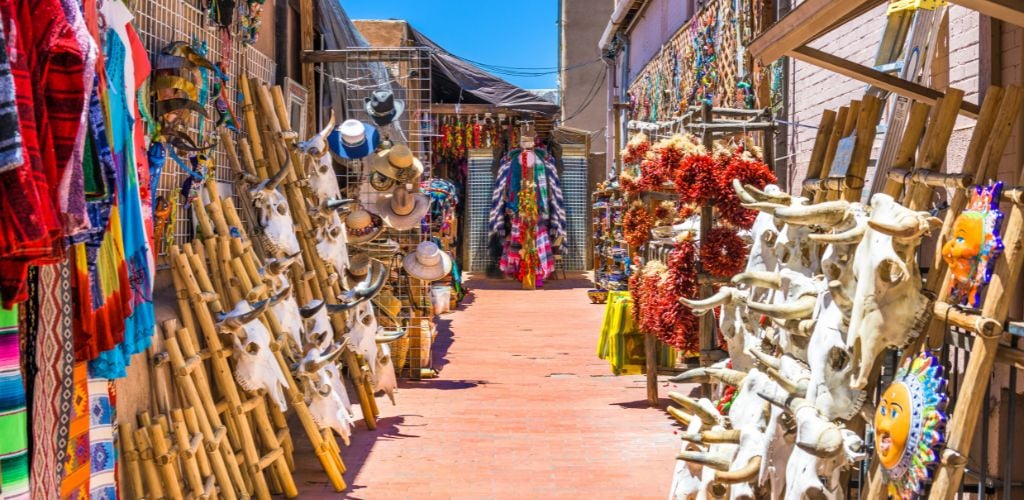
[295,341,356,443]
[249,161,301,257]
[218,297,292,411]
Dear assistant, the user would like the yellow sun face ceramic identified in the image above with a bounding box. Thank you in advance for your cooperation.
[875,381,912,470]
[942,213,984,283]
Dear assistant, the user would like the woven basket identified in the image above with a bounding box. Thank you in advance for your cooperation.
[392,329,410,373]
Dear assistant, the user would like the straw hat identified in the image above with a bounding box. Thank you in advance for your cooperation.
[370,144,423,183]
[402,241,452,281]
[347,253,369,282]
[346,209,384,244]
[329,119,380,160]
[377,186,430,231]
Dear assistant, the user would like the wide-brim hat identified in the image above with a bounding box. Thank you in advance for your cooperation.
[346,209,385,244]
[365,90,405,126]
[402,241,452,282]
[329,119,380,161]
[377,187,430,231]
[370,144,424,183]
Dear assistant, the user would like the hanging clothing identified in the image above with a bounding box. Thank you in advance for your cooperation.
[0,306,29,499]
[87,372,116,498]
[488,147,566,286]
[60,361,90,498]
[31,262,76,498]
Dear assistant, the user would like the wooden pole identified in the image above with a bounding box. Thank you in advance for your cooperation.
[697,102,715,399]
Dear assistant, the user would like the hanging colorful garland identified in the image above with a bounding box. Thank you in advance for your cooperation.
[702,226,749,278]
[631,241,700,352]
[622,202,654,249]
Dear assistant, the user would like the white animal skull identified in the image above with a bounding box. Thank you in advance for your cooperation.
[219,299,291,411]
[250,163,301,257]
[846,193,940,389]
[315,210,351,286]
[295,110,336,158]
[296,342,355,443]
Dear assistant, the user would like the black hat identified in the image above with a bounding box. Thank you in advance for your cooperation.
[364,90,405,126]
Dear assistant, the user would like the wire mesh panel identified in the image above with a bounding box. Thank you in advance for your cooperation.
[466,150,496,273]
[313,49,435,375]
[132,0,275,254]
[559,151,588,271]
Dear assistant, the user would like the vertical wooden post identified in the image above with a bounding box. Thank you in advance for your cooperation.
[697,102,715,399]
[299,0,316,136]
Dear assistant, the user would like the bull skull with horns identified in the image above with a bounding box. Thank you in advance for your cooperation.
[248,160,301,257]
[263,252,305,354]
[295,341,356,443]
[313,208,353,287]
[218,298,291,411]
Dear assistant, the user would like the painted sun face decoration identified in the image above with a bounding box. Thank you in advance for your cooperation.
[942,181,1004,307]
[874,352,948,499]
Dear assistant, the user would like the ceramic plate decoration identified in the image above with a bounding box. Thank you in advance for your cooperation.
[875,352,948,499]
[942,181,1005,308]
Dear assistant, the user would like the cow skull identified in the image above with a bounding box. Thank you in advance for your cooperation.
[680,287,758,371]
[295,110,336,158]
[218,299,291,411]
[315,210,351,286]
[264,253,304,354]
[295,341,355,443]
[249,162,301,257]
[846,194,940,389]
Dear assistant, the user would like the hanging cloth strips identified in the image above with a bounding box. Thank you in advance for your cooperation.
[0,306,29,498]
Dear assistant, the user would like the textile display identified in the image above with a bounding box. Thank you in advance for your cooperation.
[0,306,29,498]
[60,362,90,498]
[87,374,116,499]
[31,262,76,498]
[488,147,567,287]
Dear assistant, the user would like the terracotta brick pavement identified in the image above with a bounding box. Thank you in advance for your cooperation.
[291,274,694,499]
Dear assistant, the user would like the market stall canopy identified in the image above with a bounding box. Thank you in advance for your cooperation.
[407,28,560,116]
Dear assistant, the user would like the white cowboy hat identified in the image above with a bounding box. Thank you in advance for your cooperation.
[329,119,380,160]
[346,209,385,244]
[402,241,452,282]
[377,185,430,231]
[370,144,424,182]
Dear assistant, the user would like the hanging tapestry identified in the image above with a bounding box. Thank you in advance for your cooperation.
[0,305,29,498]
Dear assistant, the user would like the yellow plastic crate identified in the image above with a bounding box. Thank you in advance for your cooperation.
[887,0,947,14]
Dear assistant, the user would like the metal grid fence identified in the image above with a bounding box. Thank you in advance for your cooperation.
[313,49,435,375]
[132,0,275,253]
[559,153,588,271]
[465,151,496,273]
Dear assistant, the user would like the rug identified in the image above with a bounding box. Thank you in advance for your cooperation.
[0,305,29,498]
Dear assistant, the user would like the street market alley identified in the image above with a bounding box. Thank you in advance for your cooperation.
[292,274,691,498]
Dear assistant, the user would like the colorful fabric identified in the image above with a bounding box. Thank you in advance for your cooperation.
[87,372,116,499]
[0,306,29,498]
[0,20,22,171]
[60,361,90,499]
[32,262,76,497]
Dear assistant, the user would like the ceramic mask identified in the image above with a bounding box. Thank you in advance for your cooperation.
[874,352,948,499]
[942,181,1004,308]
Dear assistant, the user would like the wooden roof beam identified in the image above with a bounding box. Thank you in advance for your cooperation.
[953,0,1024,28]
[747,0,882,63]
[791,46,982,118]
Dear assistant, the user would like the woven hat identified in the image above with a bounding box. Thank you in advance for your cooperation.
[348,253,369,278]
[370,144,423,183]
[346,209,384,244]
[377,186,430,231]
[402,241,452,281]
[329,119,380,160]
[364,90,405,126]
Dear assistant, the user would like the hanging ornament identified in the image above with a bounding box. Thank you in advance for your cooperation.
[941,181,1005,308]
[875,352,948,499]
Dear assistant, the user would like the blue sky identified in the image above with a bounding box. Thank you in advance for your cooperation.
[342,0,559,89]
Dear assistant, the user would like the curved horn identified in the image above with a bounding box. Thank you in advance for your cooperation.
[745,294,817,320]
[763,365,808,397]
[668,393,719,425]
[670,367,714,384]
[772,201,850,226]
[671,368,747,387]
[679,287,735,313]
[266,251,302,275]
[667,406,693,426]
[322,198,357,212]
[748,348,781,370]
[733,178,758,204]
[217,299,270,328]
[798,421,846,458]
[715,456,762,484]
[375,328,407,344]
[744,184,791,204]
[266,156,293,190]
[731,271,781,289]
[676,452,731,471]
[269,284,292,306]
[740,201,786,214]
[868,215,942,239]
[306,342,346,372]
[344,260,388,302]
[808,219,867,244]
[701,429,742,444]
[299,299,325,319]
[312,110,336,147]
